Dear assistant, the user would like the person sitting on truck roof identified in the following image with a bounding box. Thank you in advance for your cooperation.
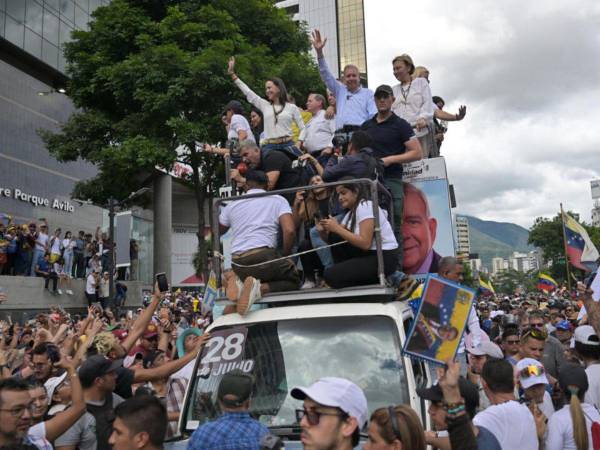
[187,370,269,450]
[221,170,300,315]
[317,179,398,288]
[292,377,368,450]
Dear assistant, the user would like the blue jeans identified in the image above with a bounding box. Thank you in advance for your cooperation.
[30,248,44,276]
[261,141,302,159]
[310,225,334,268]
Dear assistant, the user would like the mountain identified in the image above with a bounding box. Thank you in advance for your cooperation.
[460,215,534,269]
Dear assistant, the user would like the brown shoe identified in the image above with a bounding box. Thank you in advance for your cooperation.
[237,277,261,315]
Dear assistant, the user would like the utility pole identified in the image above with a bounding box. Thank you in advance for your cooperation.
[108,197,116,300]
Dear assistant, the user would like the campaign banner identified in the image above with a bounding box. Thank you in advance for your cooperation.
[402,157,455,278]
[197,327,254,378]
[403,275,476,365]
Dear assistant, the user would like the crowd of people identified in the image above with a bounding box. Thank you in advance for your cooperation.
[0,216,140,302]
[204,28,466,313]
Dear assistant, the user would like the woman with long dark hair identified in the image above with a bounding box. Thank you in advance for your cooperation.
[318,179,398,288]
[250,106,265,145]
[546,363,600,450]
[228,56,304,157]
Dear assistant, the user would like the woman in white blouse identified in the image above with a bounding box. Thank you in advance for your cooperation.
[391,54,436,158]
[228,56,304,158]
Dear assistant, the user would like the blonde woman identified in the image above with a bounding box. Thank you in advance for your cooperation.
[546,363,600,450]
[391,55,435,157]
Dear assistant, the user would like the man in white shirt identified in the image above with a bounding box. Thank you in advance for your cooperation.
[30,222,49,276]
[86,271,99,306]
[574,325,600,409]
[473,358,539,450]
[221,170,300,315]
[298,93,335,157]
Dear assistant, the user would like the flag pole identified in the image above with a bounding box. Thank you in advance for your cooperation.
[560,203,573,291]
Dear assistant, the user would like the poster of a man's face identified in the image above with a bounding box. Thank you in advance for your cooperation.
[401,158,455,276]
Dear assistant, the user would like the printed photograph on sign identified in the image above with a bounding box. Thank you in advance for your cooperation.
[402,157,456,276]
[403,275,475,365]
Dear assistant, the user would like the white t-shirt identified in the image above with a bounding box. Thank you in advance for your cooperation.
[228,114,255,142]
[219,189,291,254]
[62,238,75,253]
[546,403,600,450]
[391,77,434,138]
[340,200,398,251]
[27,422,53,450]
[540,390,556,419]
[585,364,600,409]
[473,400,538,450]
[50,236,62,255]
[35,232,49,251]
[99,277,109,298]
[85,274,96,295]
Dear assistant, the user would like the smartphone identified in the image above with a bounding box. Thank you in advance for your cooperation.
[156,272,169,293]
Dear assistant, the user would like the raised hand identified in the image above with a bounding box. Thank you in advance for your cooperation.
[310,30,327,56]
[457,105,467,120]
[227,56,236,75]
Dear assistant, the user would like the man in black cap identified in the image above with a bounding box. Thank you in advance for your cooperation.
[79,354,124,450]
[221,169,300,315]
[417,374,479,448]
[187,370,268,450]
[361,84,422,270]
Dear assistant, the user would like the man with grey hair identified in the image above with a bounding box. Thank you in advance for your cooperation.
[311,29,376,131]
[298,93,336,157]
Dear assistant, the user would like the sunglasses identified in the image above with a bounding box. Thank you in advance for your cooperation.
[295,408,348,426]
[519,364,545,379]
[521,327,547,340]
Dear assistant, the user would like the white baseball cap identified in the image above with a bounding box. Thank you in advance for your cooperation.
[291,377,368,428]
[44,372,67,405]
[516,358,549,389]
[574,325,600,346]
[466,340,504,359]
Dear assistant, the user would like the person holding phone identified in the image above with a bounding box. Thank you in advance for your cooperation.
[317,179,398,288]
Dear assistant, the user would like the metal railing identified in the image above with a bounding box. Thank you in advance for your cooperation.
[211,178,394,290]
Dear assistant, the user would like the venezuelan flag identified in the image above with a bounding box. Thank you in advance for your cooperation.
[479,278,495,295]
[537,273,558,292]
[563,213,599,271]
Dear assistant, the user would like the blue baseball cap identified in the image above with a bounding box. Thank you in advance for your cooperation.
[556,320,572,331]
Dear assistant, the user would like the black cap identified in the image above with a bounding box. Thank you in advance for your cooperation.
[244,169,268,186]
[217,370,254,407]
[417,377,479,417]
[558,363,589,396]
[374,84,393,96]
[78,355,122,386]
[224,100,244,114]
[142,351,163,369]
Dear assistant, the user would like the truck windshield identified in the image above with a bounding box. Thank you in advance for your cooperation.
[185,315,409,430]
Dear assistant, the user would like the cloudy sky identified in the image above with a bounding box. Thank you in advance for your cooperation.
[365,0,600,229]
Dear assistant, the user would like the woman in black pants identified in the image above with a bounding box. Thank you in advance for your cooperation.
[318,180,398,288]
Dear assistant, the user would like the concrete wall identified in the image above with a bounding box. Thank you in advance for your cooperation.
[0,276,149,322]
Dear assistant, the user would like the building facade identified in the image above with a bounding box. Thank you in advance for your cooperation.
[276,0,368,83]
[455,216,470,255]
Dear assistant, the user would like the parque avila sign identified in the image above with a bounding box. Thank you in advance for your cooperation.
[0,186,75,213]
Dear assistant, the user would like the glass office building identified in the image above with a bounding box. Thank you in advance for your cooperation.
[276,0,368,84]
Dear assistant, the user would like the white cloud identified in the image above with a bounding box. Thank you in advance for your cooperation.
[365,0,600,228]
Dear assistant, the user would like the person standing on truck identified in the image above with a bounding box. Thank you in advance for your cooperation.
[221,170,300,315]
[361,85,423,271]
[291,377,368,450]
[187,370,268,450]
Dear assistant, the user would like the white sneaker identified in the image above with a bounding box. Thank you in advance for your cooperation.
[301,280,316,289]
[66,289,74,295]
[237,277,261,316]
[57,289,63,295]
[225,272,244,301]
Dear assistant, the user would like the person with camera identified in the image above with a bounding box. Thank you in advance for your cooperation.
[318,179,398,288]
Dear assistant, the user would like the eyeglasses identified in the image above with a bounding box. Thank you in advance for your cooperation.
[295,408,348,426]
[519,364,545,379]
[0,403,35,417]
[29,362,49,370]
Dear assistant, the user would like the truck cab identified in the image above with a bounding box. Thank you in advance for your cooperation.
[167,286,432,449]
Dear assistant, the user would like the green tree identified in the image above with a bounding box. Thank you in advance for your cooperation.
[528,211,600,283]
[40,0,323,275]
[493,269,536,295]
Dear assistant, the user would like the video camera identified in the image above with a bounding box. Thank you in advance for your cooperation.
[332,125,360,154]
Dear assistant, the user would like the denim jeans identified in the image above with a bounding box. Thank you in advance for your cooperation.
[309,226,333,268]
[30,248,44,276]
[261,141,302,159]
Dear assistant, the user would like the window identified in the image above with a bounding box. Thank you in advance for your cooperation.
[59,0,74,25]
[6,0,25,22]
[45,0,60,13]
[43,8,59,45]
[24,27,42,58]
[42,39,59,67]
[74,0,87,13]
[59,19,72,47]
[74,3,86,29]
[283,4,299,15]
[0,11,5,37]
[25,0,43,34]
[4,12,23,46]
[187,316,409,429]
